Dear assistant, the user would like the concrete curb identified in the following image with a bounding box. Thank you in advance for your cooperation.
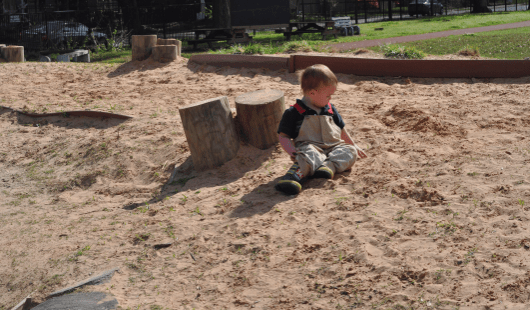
[189,54,530,78]
[47,268,119,299]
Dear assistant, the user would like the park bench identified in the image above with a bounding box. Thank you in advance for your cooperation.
[331,17,360,36]
[283,21,340,41]
[56,49,90,62]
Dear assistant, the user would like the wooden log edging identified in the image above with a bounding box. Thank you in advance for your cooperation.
[0,106,132,120]
[189,54,530,78]
[189,54,290,71]
[290,55,530,78]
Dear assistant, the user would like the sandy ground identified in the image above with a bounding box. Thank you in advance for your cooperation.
[1,52,530,310]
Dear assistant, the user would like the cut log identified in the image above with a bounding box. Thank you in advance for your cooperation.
[131,35,157,61]
[156,38,181,56]
[152,45,178,63]
[0,44,5,61]
[235,89,285,149]
[2,46,24,62]
[179,96,240,171]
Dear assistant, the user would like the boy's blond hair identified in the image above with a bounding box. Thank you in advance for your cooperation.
[300,64,338,94]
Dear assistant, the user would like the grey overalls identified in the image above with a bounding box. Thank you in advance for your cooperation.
[294,113,357,178]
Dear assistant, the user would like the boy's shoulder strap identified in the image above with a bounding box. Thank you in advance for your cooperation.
[291,102,306,114]
[326,103,334,114]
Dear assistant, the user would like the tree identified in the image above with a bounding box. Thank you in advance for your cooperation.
[213,0,230,28]
[471,0,491,13]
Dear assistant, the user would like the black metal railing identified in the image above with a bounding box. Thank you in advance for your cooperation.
[0,0,527,53]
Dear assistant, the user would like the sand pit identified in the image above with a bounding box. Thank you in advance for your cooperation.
[1,56,530,310]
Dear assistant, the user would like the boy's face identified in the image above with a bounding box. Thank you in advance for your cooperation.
[307,84,337,108]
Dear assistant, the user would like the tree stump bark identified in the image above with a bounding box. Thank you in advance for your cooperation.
[152,45,178,63]
[0,45,5,61]
[235,89,285,150]
[131,35,157,61]
[156,38,181,56]
[2,46,24,62]
[179,96,240,171]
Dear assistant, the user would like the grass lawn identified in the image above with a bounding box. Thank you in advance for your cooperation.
[89,11,530,63]
[369,26,530,59]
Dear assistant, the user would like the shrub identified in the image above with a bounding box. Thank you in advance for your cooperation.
[457,45,480,57]
[284,40,313,53]
[382,44,426,59]
[243,43,264,55]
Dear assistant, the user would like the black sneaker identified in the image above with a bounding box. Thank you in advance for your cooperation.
[275,163,304,195]
[313,166,334,179]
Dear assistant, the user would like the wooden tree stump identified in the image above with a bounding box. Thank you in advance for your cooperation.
[131,35,157,61]
[179,96,240,171]
[152,45,178,63]
[0,45,5,60]
[235,89,285,150]
[157,38,181,56]
[2,46,24,62]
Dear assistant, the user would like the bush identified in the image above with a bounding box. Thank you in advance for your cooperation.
[284,40,313,53]
[382,44,426,59]
[243,43,264,55]
[457,45,480,57]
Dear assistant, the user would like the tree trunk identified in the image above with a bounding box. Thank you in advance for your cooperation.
[179,96,240,171]
[131,35,156,61]
[2,46,24,62]
[213,0,231,28]
[471,0,491,13]
[156,38,181,56]
[235,89,285,150]
[152,45,178,62]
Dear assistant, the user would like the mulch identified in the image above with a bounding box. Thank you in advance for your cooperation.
[325,20,530,51]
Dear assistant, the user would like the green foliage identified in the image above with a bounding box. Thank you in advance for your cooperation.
[381,44,426,59]
[243,43,264,55]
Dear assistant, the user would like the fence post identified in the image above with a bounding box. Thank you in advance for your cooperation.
[494,0,496,11]
[388,0,392,20]
[45,11,49,49]
[364,0,367,23]
[505,0,507,11]
[355,0,358,24]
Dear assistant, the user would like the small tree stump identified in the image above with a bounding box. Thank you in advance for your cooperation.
[235,89,285,149]
[0,45,5,60]
[179,96,240,171]
[2,46,24,62]
[156,38,181,56]
[131,35,157,61]
[152,45,178,63]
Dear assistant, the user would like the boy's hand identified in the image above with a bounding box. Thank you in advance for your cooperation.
[341,129,368,159]
[354,145,368,159]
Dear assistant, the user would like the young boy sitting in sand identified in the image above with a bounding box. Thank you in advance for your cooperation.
[275,64,367,195]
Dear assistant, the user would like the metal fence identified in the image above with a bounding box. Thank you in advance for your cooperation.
[0,1,212,51]
[0,0,528,53]
[295,0,529,24]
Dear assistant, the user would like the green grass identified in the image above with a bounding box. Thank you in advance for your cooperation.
[87,11,530,62]
[90,48,132,64]
[371,26,530,59]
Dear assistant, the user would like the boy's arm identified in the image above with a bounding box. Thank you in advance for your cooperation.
[341,128,367,159]
[279,133,297,162]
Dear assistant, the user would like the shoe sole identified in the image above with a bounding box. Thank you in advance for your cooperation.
[313,167,334,179]
[275,180,302,195]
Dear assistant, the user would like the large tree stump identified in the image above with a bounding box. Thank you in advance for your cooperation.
[131,35,157,61]
[179,96,240,171]
[0,45,5,60]
[235,89,285,149]
[156,38,181,56]
[152,45,178,63]
[2,46,24,62]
